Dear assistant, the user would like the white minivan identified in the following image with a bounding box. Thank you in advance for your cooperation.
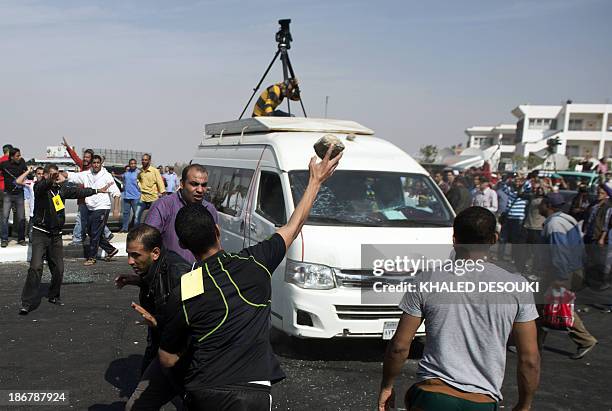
[193,117,454,339]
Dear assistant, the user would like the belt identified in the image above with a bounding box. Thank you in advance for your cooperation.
[414,379,496,403]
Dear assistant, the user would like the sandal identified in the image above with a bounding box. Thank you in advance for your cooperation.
[84,258,96,266]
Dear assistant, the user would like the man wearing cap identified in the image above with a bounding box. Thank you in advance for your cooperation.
[539,192,598,359]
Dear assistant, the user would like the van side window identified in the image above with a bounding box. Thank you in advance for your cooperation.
[207,166,253,217]
[256,172,286,226]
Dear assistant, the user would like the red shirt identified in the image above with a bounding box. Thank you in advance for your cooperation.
[0,154,8,191]
[65,146,90,205]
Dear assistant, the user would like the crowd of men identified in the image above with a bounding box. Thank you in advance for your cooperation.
[3,138,607,410]
[435,163,612,292]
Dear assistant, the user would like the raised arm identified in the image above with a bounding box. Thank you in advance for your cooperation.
[62,137,83,169]
[512,321,540,411]
[15,168,32,187]
[276,145,342,250]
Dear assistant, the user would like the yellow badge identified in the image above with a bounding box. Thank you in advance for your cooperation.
[181,267,204,301]
[52,194,65,212]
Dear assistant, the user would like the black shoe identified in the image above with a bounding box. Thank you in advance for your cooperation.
[18,306,29,315]
[104,248,119,261]
[18,240,27,246]
[1,241,7,248]
[106,233,114,241]
[48,297,64,306]
[571,343,597,359]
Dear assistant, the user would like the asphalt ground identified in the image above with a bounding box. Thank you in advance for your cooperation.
[0,258,611,411]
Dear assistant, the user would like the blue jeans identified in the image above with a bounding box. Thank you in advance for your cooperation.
[134,201,153,226]
[87,209,116,259]
[2,192,25,242]
[74,204,111,242]
[122,198,139,231]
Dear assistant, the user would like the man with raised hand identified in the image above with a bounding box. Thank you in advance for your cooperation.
[158,146,341,411]
[20,164,111,314]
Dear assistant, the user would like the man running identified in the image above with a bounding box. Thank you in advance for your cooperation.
[20,164,111,314]
[115,224,191,410]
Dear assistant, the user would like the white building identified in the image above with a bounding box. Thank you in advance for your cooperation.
[465,102,612,170]
[464,124,517,170]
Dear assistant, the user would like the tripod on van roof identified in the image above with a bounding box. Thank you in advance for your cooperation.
[238,19,308,120]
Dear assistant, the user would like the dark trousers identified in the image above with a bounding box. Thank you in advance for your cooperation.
[21,229,64,308]
[2,192,25,242]
[125,357,185,411]
[525,228,543,271]
[506,218,527,271]
[187,385,271,411]
[79,203,89,242]
[87,209,115,259]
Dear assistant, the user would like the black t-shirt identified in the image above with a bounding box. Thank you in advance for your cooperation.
[159,233,287,391]
[0,159,27,193]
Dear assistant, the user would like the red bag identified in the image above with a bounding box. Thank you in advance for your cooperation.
[542,287,575,329]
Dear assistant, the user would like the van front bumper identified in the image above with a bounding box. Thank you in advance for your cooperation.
[271,283,425,339]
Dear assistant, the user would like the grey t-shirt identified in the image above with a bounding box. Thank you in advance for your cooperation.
[399,262,539,401]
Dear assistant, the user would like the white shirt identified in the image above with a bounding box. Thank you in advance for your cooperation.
[472,187,498,213]
[67,167,120,211]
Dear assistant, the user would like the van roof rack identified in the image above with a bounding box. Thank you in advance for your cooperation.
[205,117,374,137]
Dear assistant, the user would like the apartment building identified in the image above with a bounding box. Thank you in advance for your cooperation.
[465,102,612,170]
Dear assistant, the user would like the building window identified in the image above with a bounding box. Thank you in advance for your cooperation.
[566,145,579,158]
[569,119,583,131]
[529,118,555,130]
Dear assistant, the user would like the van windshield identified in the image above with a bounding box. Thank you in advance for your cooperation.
[289,170,453,227]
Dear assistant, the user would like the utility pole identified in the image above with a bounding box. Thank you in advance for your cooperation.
[324,96,329,118]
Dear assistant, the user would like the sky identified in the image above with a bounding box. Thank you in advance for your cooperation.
[1,0,611,164]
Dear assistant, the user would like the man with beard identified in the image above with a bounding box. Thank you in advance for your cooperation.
[145,163,218,263]
[115,224,191,410]
[19,164,111,314]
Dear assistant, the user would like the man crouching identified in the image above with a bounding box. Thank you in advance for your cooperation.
[115,224,191,410]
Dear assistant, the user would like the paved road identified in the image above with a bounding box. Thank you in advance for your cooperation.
[0,259,610,410]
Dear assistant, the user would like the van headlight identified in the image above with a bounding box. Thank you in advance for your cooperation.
[285,260,336,290]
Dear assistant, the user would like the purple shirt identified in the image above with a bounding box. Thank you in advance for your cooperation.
[145,191,219,263]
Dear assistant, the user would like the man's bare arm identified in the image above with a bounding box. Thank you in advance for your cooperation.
[276,145,341,250]
[378,313,422,411]
[158,348,179,368]
[512,320,540,411]
[15,168,31,186]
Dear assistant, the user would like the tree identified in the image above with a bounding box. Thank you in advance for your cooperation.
[419,145,438,164]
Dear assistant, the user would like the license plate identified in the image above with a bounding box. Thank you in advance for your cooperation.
[382,321,399,340]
